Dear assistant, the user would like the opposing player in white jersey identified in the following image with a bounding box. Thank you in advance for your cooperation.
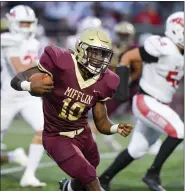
[1,5,46,187]
[100,12,184,191]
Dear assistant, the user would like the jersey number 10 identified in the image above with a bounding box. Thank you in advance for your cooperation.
[58,98,86,121]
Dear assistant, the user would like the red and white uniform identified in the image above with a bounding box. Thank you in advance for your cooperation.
[128,35,184,159]
[1,32,44,132]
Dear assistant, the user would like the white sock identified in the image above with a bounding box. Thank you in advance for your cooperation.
[67,181,74,191]
[24,143,44,176]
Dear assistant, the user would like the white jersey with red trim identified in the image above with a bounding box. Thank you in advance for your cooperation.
[140,35,184,103]
[1,32,40,98]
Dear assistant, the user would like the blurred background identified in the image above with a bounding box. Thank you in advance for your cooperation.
[1,1,184,191]
[1,1,184,120]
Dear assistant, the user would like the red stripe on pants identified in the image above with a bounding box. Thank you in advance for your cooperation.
[136,95,177,138]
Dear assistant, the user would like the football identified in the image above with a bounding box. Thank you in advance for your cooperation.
[29,73,53,84]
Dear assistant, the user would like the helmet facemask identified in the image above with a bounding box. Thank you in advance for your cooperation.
[77,42,113,76]
[8,19,38,39]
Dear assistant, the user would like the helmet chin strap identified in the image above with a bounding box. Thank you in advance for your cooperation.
[77,62,95,81]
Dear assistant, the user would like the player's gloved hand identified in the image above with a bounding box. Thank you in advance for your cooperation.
[117,123,133,137]
[29,73,54,95]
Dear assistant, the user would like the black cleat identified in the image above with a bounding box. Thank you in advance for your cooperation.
[142,173,166,191]
[59,178,69,191]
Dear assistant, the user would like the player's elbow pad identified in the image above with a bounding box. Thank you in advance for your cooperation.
[10,76,22,91]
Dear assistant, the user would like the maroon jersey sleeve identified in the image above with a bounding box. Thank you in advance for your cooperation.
[99,70,120,102]
[37,46,62,78]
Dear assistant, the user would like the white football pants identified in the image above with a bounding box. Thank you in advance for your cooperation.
[128,94,184,159]
[1,94,44,134]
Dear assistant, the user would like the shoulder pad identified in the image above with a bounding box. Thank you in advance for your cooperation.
[144,35,179,57]
[98,69,120,101]
[1,32,22,47]
[104,69,120,92]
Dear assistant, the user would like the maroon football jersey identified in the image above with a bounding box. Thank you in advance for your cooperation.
[38,46,120,133]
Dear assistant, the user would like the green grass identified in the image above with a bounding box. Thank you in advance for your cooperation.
[1,118,184,191]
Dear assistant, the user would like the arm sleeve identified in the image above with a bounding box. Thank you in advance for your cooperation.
[112,65,130,102]
[37,46,57,78]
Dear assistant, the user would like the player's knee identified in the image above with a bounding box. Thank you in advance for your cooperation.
[32,131,43,144]
[77,163,97,186]
[176,122,184,139]
[128,146,147,159]
[128,141,148,159]
[168,121,184,139]
[90,145,100,168]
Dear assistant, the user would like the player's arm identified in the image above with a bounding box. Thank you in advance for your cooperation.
[5,44,37,73]
[10,66,53,95]
[92,101,133,136]
[120,46,158,82]
[11,46,56,95]
[10,57,37,73]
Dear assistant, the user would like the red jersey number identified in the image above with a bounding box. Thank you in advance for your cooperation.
[23,55,38,64]
[166,71,179,87]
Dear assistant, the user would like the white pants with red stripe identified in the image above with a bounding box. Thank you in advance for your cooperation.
[128,94,184,159]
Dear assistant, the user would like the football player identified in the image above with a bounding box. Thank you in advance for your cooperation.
[99,12,184,191]
[10,29,133,191]
[1,5,46,187]
[66,16,122,152]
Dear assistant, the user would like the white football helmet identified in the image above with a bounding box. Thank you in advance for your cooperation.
[77,16,102,34]
[165,12,184,49]
[6,5,38,38]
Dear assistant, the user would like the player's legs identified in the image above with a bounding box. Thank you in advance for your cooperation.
[59,156,103,191]
[63,128,101,191]
[132,94,184,139]
[83,127,100,168]
[1,96,21,152]
[143,136,183,191]
[133,94,184,190]
[19,97,45,187]
[1,98,18,142]
[43,129,103,191]
[148,138,162,156]
[99,119,161,190]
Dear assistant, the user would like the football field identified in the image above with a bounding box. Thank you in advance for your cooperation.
[1,118,184,191]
